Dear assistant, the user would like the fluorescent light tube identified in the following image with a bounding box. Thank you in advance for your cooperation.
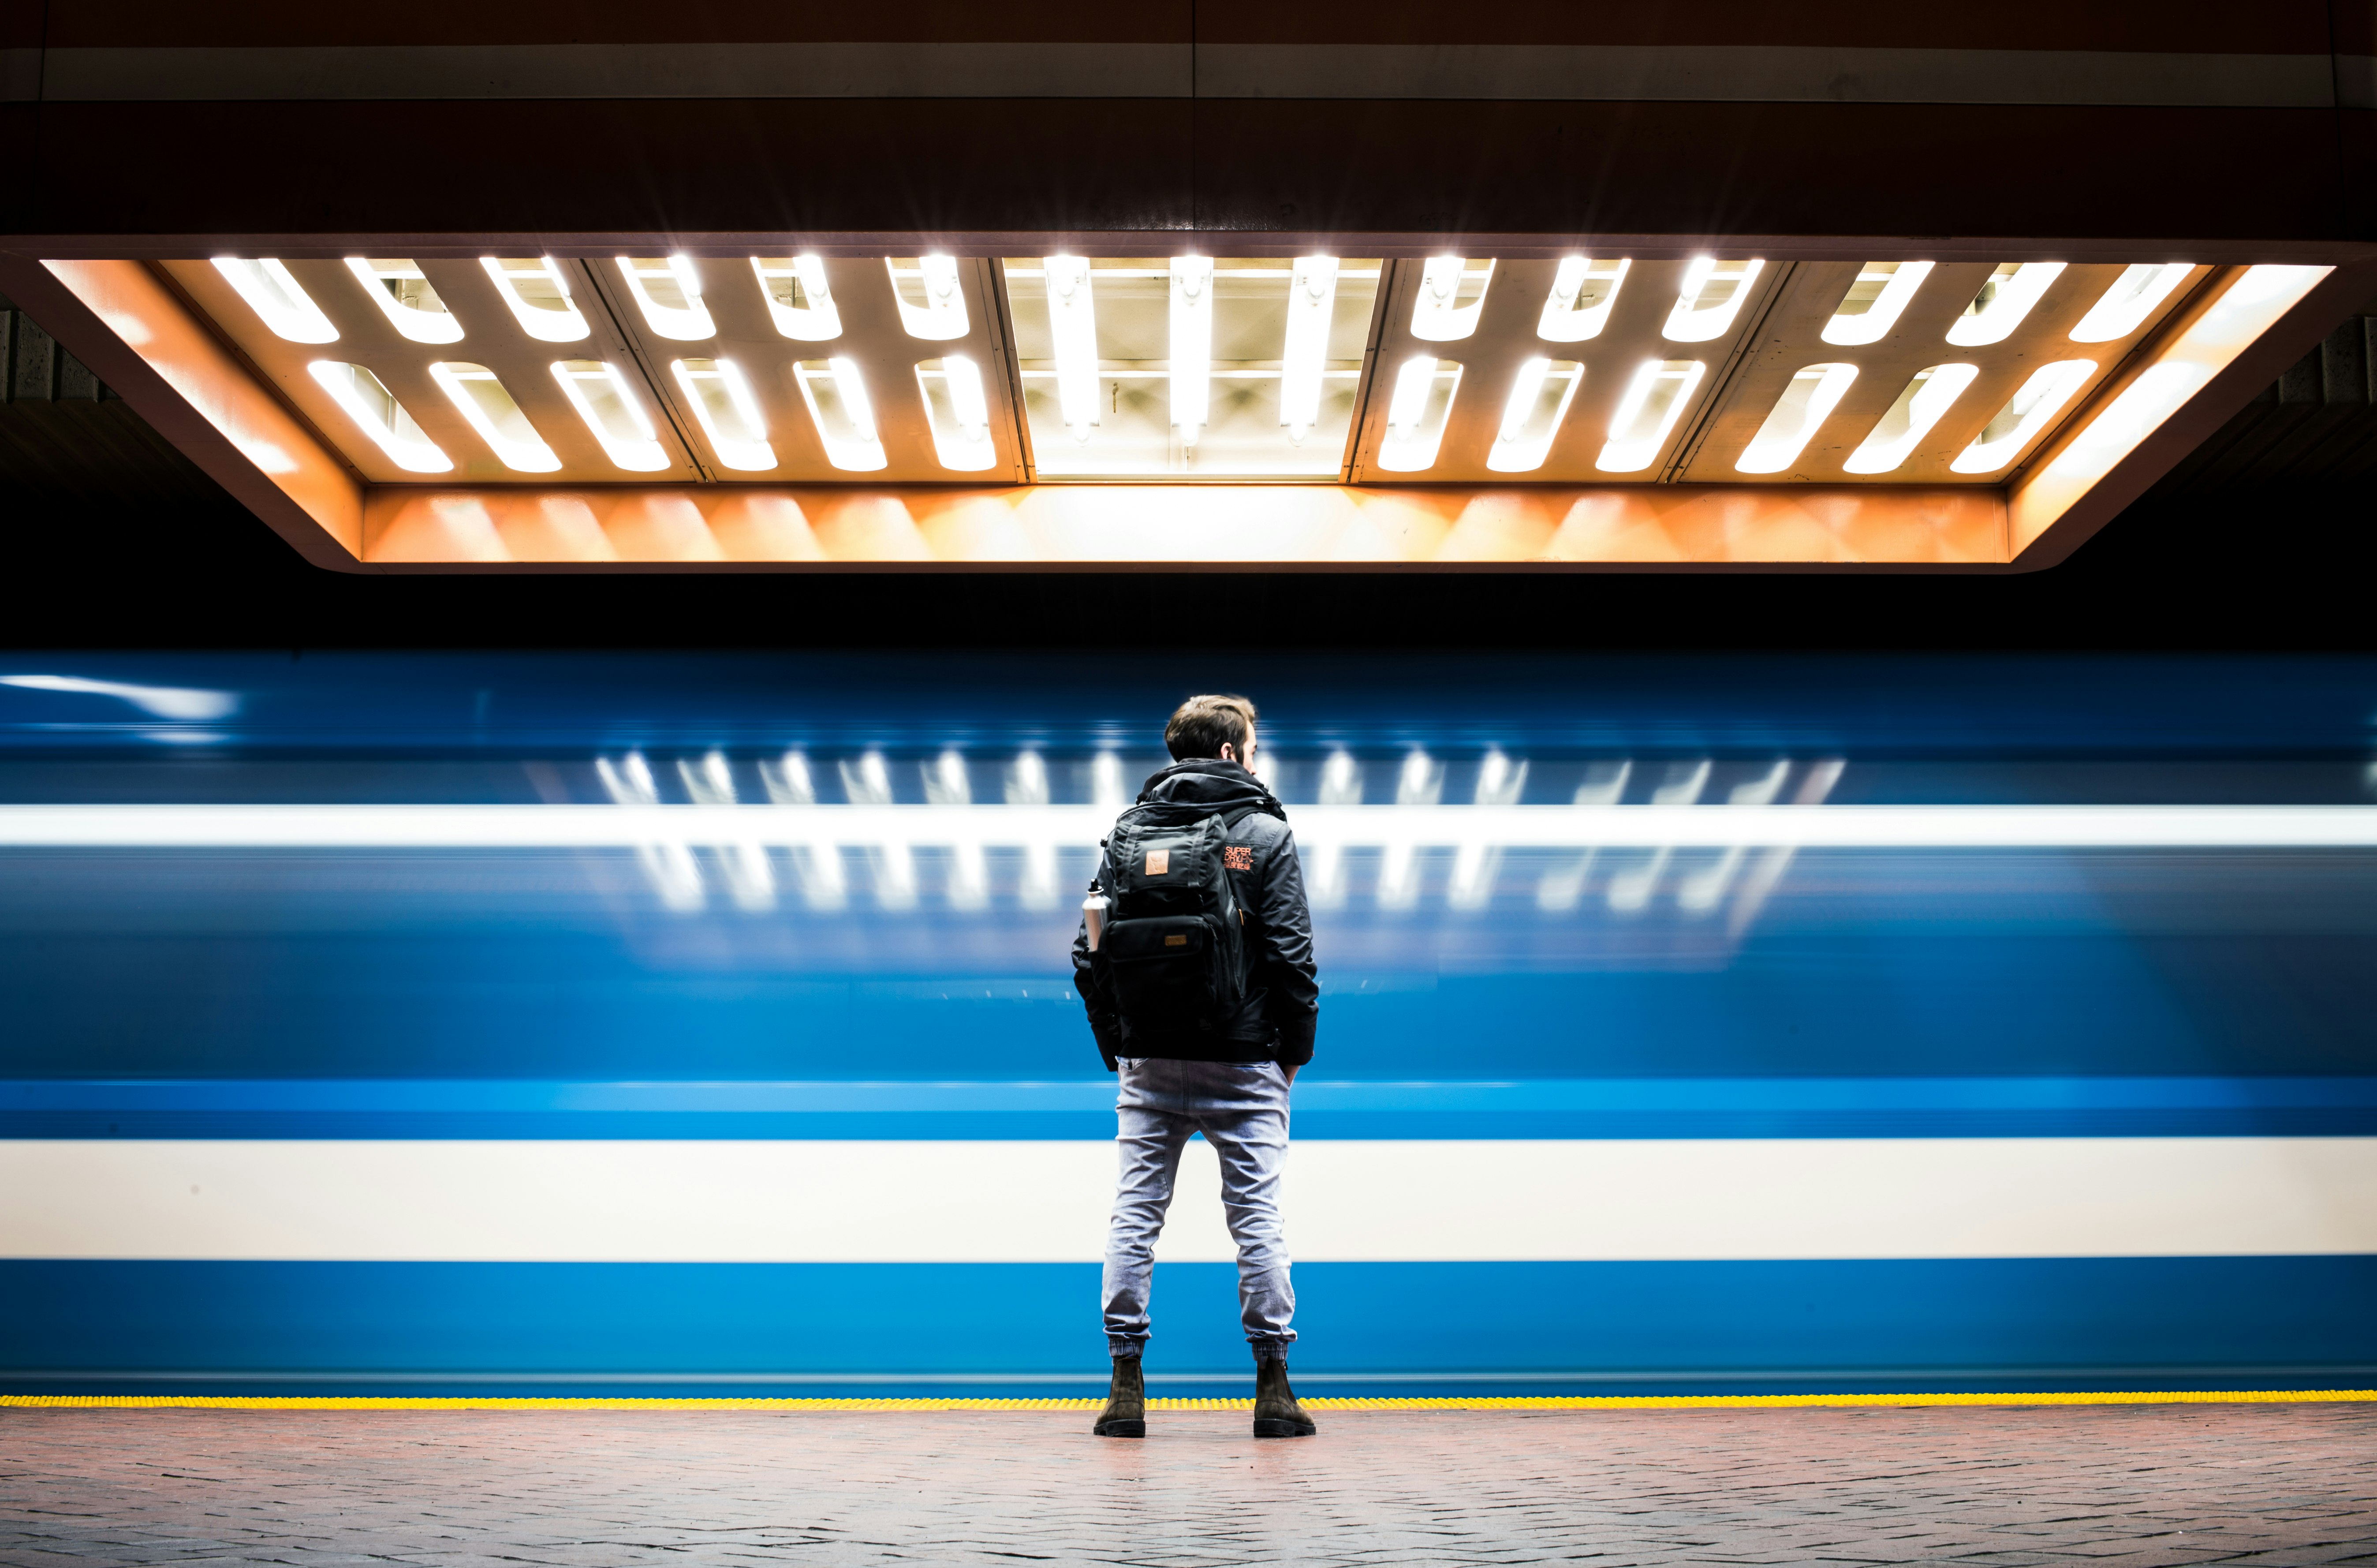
[1946,262,2064,347]
[1819,261,1933,347]
[1735,363,1859,474]
[428,361,558,472]
[1170,255,1214,446]
[344,257,462,344]
[306,361,450,472]
[1377,355,1460,472]
[1042,255,1099,442]
[1662,259,1763,343]
[1841,363,1980,474]
[214,258,337,343]
[670,356,776,471]
[1280,254,1339,444]
[1411,256,1493,342]
[481,257,589,343]
[1597,360,1706,473]
[615,255,716,342]
[1487,357,1583,473]
[888,255,970,340]
[750,256,842,341]
[915,355,998,472]
[1950,359,2097,473]
[2069,263,2194,343]
[1537,257,1629,343]
[551,359,668,471]
[794,358,888,472]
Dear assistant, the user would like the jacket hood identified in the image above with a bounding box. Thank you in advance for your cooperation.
[1132,759,1287,822]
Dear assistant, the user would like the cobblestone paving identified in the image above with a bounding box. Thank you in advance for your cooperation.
[5,1404,2377,1566]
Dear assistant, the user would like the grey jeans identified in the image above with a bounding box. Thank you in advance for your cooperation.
[1103,1056,1296,1361]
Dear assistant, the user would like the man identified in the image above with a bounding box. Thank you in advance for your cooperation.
[1071,693,1321,1441]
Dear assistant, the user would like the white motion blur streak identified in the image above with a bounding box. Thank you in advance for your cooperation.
[0,674,240,721]
[593,753,704,911]
[6,801,2377,849]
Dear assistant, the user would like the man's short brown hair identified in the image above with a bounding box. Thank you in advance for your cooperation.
[1165,694,1258,761]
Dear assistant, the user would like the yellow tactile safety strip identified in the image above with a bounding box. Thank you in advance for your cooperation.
[3,1391,2373,1413]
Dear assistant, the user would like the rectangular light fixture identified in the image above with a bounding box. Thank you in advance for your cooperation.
[795,358,889,472]
[344,258,462,344]
[1537,257,1629,343]
[616,255,715,342]
[213,257,337,343]
[1945,262,2064,347]
[306,361,451,472]
[1840,363,1980,474]
[1279,254,1339,445]
[483,257,589,343]
[551,359,668,471]
[1735,362,1858,474]
[1820,261,1933,347]
[1041,255,1099,442]
[1377,355,1461,472]
[671,357,776,471]
[1487,357,1583,473]
[750,256,842,341]
[1597,360,1705,472]
[1950,360,2097,473]
[428,362,559,473]
[1170,255,1214,447]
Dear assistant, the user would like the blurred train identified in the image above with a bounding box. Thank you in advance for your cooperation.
[0,652,2372,1393]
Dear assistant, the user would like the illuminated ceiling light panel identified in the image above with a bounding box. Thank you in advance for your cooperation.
[888,255,970,341]
[1663,258,1764,343]
[1840,363,1981,474]
[1377,355,1462,472]
[1819,261,1934,347]
[1279,254,1339,444]
[1487,357,1583,473]
[427,361,559,473]
[1945,262,2064,347]
[1949,359,2097,473]
[306,361,451,473]
[1411,257,1494,342]
[1537,257,1630,343]
[750,256,841,341]
[2068,262,2196,343]
[1735,362,1858,474]
[482,257,589,343]
[551,359,668,471]
[1597,359,1706,472]
[1170,255,1215,447]
[616,255,716,342]
[915,355,998,472]
[212,257,337,343]
[1041,256,1099,441]
[671,356,776,472]
[795,357,888,472]
[344,257,463,345]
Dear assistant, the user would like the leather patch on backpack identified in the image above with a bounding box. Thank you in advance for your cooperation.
[1223,845,1253,872]
[1145,849,1169,875]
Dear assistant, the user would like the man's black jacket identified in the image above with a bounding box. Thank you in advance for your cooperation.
[1071,759,1320,1069]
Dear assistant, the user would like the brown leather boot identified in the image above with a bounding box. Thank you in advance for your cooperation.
[1093,1355,1145,1438]
[1251,1352,1316,1438]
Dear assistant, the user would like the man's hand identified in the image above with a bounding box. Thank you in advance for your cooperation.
[1282,1062,1300,1086]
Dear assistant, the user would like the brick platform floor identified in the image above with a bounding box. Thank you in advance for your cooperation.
[6,1403,2377,1566]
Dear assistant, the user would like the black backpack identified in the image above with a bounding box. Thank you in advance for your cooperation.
[1095,804,1259,1036]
